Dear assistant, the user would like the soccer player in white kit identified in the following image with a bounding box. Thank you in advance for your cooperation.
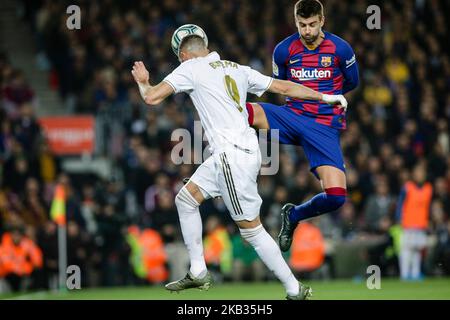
[131,25,347,300]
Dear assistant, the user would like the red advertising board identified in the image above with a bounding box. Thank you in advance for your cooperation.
[38,116,95,155]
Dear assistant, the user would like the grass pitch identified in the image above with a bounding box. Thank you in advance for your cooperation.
[2,278,450,300]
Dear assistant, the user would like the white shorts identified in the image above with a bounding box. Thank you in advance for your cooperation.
[190,146,262,222]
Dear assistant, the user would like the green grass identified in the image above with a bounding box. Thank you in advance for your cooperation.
[2,278,450,300]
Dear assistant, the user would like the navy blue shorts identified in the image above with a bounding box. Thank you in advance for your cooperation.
[259,103,345,178]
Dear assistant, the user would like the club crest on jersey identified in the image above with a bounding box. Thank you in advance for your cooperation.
[321,56,332,67]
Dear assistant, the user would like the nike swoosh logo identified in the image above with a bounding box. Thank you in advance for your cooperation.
[289,59,300,64]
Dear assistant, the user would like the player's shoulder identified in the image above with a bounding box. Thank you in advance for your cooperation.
[274,32,299,54]
[173,58,196,75]
[325,31,353,51]
[278,32,300,46]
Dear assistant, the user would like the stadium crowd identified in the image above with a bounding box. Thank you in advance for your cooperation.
[0,0,449,291]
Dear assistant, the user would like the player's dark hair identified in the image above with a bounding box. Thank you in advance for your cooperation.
[295,0,324,18]
[180,35,206,53]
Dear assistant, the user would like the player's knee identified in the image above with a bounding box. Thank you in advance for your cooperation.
[239,224,264,242]
[175,187,199,209]
[324,187,347,211]
[246,102,269,129]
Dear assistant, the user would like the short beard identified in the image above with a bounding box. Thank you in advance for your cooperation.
[303,33,319,45]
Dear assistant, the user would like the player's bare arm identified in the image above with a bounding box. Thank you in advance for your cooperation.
[268,79,347,110]
[131,61,174,105]
[250,79,348,130]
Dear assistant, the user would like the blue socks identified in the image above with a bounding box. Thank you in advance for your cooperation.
[288,187,347,224]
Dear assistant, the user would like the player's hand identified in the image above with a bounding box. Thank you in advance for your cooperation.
[131,61,150,84]
[322,94,348,111]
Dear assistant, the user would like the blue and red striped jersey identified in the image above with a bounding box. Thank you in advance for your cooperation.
[272,31,359,129]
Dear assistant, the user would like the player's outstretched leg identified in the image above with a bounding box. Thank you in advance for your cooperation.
[278,203,298,252]
[279,166,346,252]
[286,283,313,300]
[165,183,211,292]
[165,271,212,292]
[238,219,312,300]
[278,188,346,252]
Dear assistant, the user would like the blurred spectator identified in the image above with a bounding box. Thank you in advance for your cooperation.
[434,221,450,275]
[265,186,289,236]
[2,70,35,119]
[0,114,14,161]
[363,74,393,109]
[145,172,172,214]
[21,177,48,229]
[396,164,433,280]
[434,177,450,215]
[289,221,325,279]
[11,103,41,153]
[0,226,42,292]
[66,221,89,287]
[426,200,450,276]
[31,140,61,189]
[126,225,168,284]
[58,174,85,229]
[231,229,266,283]
[37,221,58,290]
[288,170,311,207]
[96,204,128,286]
[203,215,232,282]
[363,180,396,233]
[80,183,99,237]
[367,216,401,277]
[149,189,179,243]
[337,202,358,240]
[4,155,33,195]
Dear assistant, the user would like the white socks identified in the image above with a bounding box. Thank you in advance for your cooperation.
[240,224,299,296]
[175,186,299,295]
[175,187,207,278]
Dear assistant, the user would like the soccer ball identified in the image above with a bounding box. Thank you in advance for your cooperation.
[171,24,208,60]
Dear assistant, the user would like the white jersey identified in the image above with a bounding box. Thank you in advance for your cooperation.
[163,51,273,154]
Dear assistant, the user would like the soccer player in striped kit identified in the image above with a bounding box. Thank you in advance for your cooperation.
[246,0,360,252]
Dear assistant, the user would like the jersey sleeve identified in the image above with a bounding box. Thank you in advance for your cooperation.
[336,39,359,94]
[163,62,195,94]
[272,41,288,80]
[243,66,273,97]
